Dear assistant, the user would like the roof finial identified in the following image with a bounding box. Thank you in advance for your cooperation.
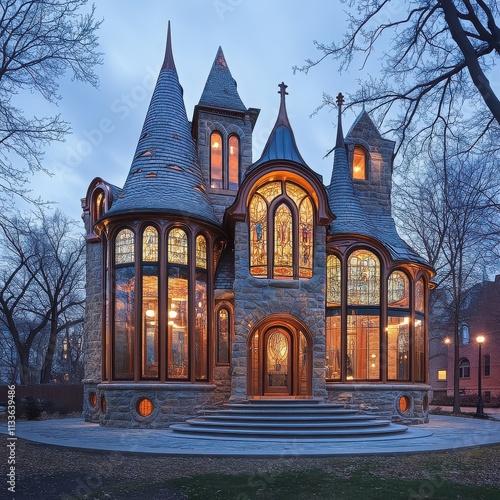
[335,92,345,148]
[162,21,176,71]
[278,82,288,105]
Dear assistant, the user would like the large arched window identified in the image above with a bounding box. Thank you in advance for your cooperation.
[210,131,240,190]
[348,250,380,305]
[113,229,135,379]
[249,181,314,279]
[216,305,231,365]
[352,146,367,180]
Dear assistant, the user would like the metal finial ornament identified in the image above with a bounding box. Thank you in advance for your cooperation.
[336,92,344,108]
[278,82,289,97]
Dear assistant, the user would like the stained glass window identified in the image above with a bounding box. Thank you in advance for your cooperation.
[352,147,366,180]
[210,131,223,189]
[274,204,293,277]
[142,269,158,378]
[415,279,425,312]
[115,229,135,264]
[414,319,425,382]
[327,255,341,306]
[299,197,313,278]
[228,135,239,190]
[388,271,409,308]
[216,307,230,364]
[347,250,380,305]
[286,182,307,205]
[168,228,188,265]
[196,235,207,269]
[195,273,208,380]
[249,194,267,276]
[257,182,281,202]
[142,226,158,262]
[298,331,309,395]
[326,315,341,380]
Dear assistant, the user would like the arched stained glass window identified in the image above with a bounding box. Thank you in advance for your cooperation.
[415,279,425,313]
[196,235,207,269]
[228,135,239,190]
[95,191,105,221]
[347,250,380,305]
[299,197,313,278]
[168,228,188,265]
[210,131,223,189]
[388,271,409,308]
[249,194,267,276]
[142,226,158,262]
[249,181,315,279]
[216,307,230,364]
[115,229,135,264]
[274,203,293,278]
[352,147,367,180]
[326,255,341,306]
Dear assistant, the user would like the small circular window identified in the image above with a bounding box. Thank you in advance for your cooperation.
[137,398,153,417]
[101,395,107,413]
[399,395,411,413]
[89,392,97,408]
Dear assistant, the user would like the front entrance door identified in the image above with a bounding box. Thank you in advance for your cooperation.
[264,328,292,395]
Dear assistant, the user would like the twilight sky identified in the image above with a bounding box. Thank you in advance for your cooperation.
[24,0,374,222]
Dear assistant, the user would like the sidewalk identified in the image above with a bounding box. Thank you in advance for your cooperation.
[3,414,500,457]
[430,405,500,420]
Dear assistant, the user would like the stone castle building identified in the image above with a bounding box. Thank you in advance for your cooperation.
[81,25,435,428]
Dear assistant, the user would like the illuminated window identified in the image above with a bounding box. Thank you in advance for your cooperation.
[461,324,470,345]
[142,226,158,262]
[347,250,380,305]
[326,255,341,306]
[196,235,207,269]
[249,181,314,279]
[168,228,188,265]
[437,370,447,381]
[415,278,425,312]
[216,307,230,364]
[388,271,409,308]
[115,229,135,264]
[387,317,410,381]
[95,191,105,220]
[142,269,158,378]
[210,131,223,189]
[352,147,367,180]
[136,398,153,417]
[347,315,380,380]
[228,135,239,190]
[326,315,341,380]
[399,395,411,412]
[415,319,425,382]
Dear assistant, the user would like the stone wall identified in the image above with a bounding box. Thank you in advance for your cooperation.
[231,222,328,401]
[327,383,431,424]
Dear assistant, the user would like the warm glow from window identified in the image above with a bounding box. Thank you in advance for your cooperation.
[115,229,135,264]
[347,250,380,305]
[399,395,411,412]
[228,135,239,190]
[210,131,223,189]
[136,398,153,417]
[438,370,447,380]
[352,147,366,179]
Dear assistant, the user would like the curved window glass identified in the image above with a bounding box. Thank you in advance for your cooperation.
[326,255,341,307]
[347,315,380,380]
[210,131,223,189]
[347,250,380,305]
[415,278,425,313]
[142,226,158,262]
[414,319,425,382]
[249,181,314,279]
[228,135,239,190]
[142,266,158,378]
[168,228,188,265]
[115,229,134,264]
[352,147,367,180]
[387,316,410,381]
[196,235,207,269]
[388,271,409,308]
[216,307,231,365]
[326,315,341,380]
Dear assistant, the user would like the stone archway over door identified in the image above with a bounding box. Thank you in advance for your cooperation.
[248,316,312,397]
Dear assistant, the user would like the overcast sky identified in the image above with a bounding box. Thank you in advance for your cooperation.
[24,1,373,223]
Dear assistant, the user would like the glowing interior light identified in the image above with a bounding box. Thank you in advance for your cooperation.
[145,309,155,317]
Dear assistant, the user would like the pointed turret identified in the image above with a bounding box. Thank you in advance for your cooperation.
[104,23,218,225]
[327,93,374,236]
[198,46,246,112]
[251,83,309,170]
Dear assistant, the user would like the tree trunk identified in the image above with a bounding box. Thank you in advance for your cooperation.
[452,310,461,413]
[40,315,59,384]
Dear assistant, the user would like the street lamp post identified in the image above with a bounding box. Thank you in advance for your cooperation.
[476,335,485,417]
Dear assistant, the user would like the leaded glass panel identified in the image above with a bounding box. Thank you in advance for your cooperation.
[168,228,188,265]
[256,181,281,202]
[142,226,158,262]
[250,194,267,276]
[142,268,158,378]
[415,319,425,382]
[115,229,135,264]
[387,316,410,380]
[326,315,341,380]
[347,250,380,305]
[415,279,425,313]
[195,273,208,380]
[347,314,380,380]
[286,182,307,206]
[327,255,342,306]
[274,203,293,277]
[299,197,313,278]
[298,331,308,395]
[196,235,207,269]
[216,308,230,364]
[388,271,409,308]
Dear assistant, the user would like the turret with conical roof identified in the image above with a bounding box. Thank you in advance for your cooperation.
[104,22,218,225]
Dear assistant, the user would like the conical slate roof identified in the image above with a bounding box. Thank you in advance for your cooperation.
[328,95,427,265]
[198,47,246,112]
[104,23,218,225]
[251,82,309,170]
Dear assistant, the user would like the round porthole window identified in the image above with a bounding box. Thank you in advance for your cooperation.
[136,397,154,417]
[89,392,97,408]
[399,395,411,413]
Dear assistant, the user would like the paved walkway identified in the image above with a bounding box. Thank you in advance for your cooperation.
[3,414,500,457]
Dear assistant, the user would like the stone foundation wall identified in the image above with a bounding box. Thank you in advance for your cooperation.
[327,383,431,424]
[88,383,227,429]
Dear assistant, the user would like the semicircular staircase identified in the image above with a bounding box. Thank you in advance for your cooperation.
[169,399,408,439]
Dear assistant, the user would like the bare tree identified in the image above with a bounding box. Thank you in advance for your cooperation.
[0,0,102,210]
[394,149,499,411]
[0,209,85,384]
[295,0,500,162]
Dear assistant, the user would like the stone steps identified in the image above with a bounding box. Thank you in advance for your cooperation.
[169,399,408,439]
